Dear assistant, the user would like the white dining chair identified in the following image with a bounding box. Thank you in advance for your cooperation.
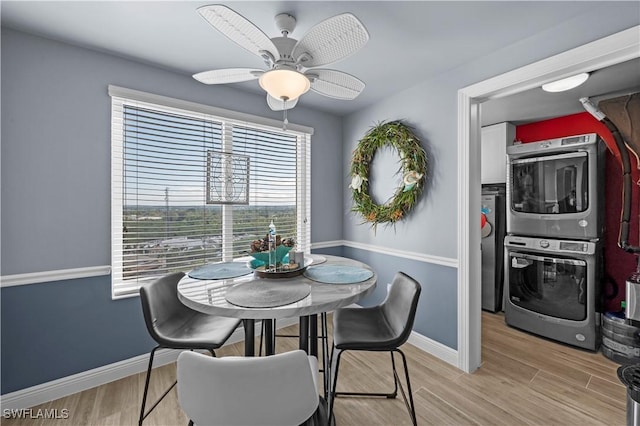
[177,349,326,426]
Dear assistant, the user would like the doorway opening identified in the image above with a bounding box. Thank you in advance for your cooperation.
[456,25,640,373]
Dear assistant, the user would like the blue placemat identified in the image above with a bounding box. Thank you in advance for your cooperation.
[303,265,373,284]
[188,262,252,280]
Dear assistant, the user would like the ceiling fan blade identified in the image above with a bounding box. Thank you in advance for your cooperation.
[193,68,263,85]
[307,69,365,100]
[267,94,299,111]
[197,5,279,61]
[292,13,369,68]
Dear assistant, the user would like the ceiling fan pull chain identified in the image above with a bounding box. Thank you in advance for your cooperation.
[282,98,289,130]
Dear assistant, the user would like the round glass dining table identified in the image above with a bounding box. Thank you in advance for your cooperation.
[177,254,377,357]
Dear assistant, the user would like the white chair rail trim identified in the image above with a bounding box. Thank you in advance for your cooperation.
[1,241,456,288]
[312,240,458,269]
[1,266,112,288]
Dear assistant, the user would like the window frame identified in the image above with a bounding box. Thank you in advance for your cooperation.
[109,86,313,299]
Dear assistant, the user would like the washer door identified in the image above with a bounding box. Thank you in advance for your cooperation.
[507,251,587,321]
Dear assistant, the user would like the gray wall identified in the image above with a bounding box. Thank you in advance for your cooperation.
[0,28,342,394]
[341,5,640,347]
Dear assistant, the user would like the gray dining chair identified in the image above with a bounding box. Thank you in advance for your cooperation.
[328,271,421,426]
[177,349,328,426]
[138,272,242,425]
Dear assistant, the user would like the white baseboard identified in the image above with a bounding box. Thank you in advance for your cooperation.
[0,318,297,411]
[0,319,456,411]
[0,347,178,411]
[408,331,459,368]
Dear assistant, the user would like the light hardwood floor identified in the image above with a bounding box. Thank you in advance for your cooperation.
[3,312,626,425]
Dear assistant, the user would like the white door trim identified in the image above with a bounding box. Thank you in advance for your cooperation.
[457,25,640,373]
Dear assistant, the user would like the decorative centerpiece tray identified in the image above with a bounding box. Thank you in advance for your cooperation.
[248,256,314,279]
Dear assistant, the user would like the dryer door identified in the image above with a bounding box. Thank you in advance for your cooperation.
[510,152,589,215]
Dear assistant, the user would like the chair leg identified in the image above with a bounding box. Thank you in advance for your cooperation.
[265,319,275,355]
[329,348,416,426]
[327,346,342,425]
[389,351,400,398]
[320,312,330,400]
[139,346,157,425]
[259,320,276,356]
[138,346,184,425]
[140,346,179,425]
[333,350,398,399]
[394,349,417,426]
[259,321,264,356]
[142,348,215,426]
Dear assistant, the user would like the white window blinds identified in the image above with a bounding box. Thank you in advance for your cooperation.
[110,87,312,299]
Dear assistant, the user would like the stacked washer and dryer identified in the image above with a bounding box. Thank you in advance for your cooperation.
[503,133,605,351]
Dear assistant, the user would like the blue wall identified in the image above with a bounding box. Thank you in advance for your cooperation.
[1,276,153,393]
[342,247,458,349]
[313,246,457,348]
[0,28,343,394]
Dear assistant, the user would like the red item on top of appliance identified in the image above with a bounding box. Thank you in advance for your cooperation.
[516,112,623,162]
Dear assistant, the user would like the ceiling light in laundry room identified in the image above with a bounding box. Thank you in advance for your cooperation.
[542,73,590,92]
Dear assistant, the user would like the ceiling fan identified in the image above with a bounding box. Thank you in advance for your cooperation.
[193,4,369,112]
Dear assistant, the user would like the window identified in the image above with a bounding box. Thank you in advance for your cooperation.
[110,86,312,298]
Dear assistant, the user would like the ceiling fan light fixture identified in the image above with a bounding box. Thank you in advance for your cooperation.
[542,72,590,93]
[259,68,310,101]
[195,6,369,112]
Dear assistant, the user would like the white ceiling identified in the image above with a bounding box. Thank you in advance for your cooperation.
[2,1,639,121]
[482,57,640,126]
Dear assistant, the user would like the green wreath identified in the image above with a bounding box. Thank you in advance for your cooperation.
[349,121,427,228]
